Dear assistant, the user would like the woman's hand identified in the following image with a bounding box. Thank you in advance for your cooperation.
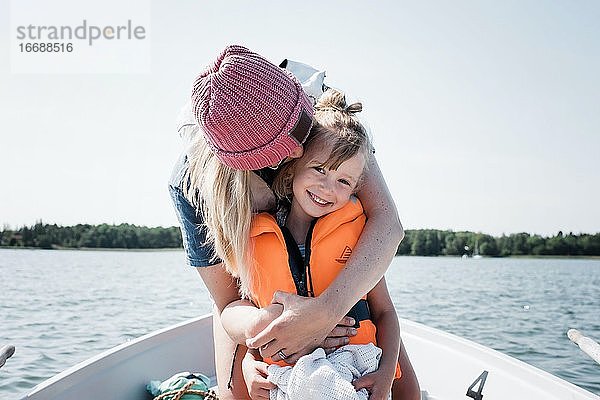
[352,368,395,400]
[242,350,276,400]
[245,303,284,340]
[246,291,356,363]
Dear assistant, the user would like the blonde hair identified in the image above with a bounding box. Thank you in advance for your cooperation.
[273,88,373,200]
[183,137,254,297]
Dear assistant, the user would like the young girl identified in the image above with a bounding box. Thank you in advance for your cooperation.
[221,89,402,400]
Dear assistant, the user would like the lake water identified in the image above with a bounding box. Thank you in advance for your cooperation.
[1,249,599,398]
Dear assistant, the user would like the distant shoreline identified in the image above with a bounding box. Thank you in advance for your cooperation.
[2,224,599,257]
[496,254,600,260]
[3,246,600,259]
[394,254,600,260]
[0,245,183,252]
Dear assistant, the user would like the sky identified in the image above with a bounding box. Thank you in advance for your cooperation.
[0,0,599,236]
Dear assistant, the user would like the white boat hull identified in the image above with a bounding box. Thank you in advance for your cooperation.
[22,314,599,400]
[23,316,216,400]
[403,319,598,400]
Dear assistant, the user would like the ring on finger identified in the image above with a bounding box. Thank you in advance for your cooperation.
[277,350,287,359]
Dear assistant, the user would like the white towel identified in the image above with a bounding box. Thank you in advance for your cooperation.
[267,344,388,400]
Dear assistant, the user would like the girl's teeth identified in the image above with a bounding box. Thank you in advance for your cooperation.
[310,192,328,204]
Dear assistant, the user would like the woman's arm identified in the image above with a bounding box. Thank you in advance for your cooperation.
[325,156,404,318]
[195,265,254,399]
[196,263,241,313]
[247,157,403,360]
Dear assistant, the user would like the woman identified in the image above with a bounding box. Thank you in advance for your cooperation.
[169,45,419,399]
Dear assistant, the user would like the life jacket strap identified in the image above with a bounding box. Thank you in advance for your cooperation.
[280,219,370,329]
[280,225,309,296]
[346,299,371,328]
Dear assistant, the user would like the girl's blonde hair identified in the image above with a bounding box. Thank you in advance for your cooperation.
[183,138,254,297]
[272,88,373,200]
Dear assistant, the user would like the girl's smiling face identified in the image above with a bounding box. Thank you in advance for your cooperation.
[291,144,366,219]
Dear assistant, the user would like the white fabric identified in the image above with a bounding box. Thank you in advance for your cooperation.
[267,343,388,400]
[282,60,327,106]
[175,100,199,146]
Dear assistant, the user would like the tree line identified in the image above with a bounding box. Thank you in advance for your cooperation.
[0,222,182,249]
[1,222,599,256]
[396,229,600,257]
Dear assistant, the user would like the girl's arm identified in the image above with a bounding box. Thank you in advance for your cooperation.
[221,300,283,345]
[242,349,276,400]
[353,277,400,400]
[247,157,403,360]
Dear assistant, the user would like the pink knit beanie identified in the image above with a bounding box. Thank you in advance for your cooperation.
[191,45,314,170]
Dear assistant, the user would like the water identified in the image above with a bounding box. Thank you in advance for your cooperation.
[389,256,600,396]
[1,249,598,398]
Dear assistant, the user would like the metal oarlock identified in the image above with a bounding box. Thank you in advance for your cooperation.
[568,329,600,365]
[0,345,15,369]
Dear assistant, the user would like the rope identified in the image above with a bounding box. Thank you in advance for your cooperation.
[153,380,219,400]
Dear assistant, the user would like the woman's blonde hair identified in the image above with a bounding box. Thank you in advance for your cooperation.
[272,88,373,200]
[183,138,254,297]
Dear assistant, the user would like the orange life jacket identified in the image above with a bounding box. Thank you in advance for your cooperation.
[249,197,376,353]
[249,198,402,378]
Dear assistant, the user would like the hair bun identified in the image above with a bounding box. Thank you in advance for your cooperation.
[345,102,362,114]
[315,88,362,115]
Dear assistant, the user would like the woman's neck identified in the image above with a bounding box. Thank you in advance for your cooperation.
[285,200,314,245]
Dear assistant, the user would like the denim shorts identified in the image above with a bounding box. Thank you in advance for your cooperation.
[169,184,221,268]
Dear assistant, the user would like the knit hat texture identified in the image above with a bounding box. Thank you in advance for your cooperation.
[191,45,313,170]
